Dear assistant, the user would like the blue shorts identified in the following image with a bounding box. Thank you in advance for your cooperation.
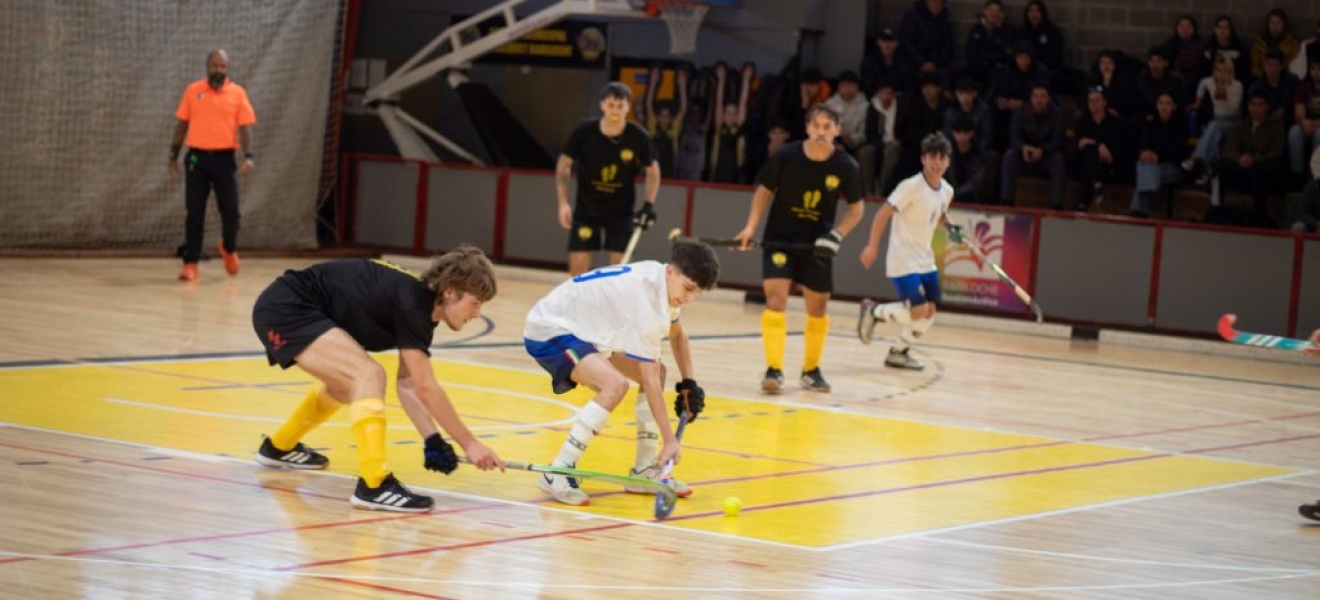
[891,271,941,307]
[524,335,599,394]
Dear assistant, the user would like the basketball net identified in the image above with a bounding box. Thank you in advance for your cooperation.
[649,1,708,55]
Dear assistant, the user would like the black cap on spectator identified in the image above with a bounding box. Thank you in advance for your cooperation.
[877,27,897,41]
[918,71,943,89]
[837,70,860,84]
[801,67,823,84]
[1012,40,1035,57]
[955,76,980,92]
[873,76,897,92]
[768,117,792,132]
[951,115,976,133]
[1147,45,1170,61]
[1264,48,1285,63]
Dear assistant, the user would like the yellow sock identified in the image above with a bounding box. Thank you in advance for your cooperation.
[270,387,342,451]
[349,398,389,488]
[803,314,829,372]
[761,309,787,370]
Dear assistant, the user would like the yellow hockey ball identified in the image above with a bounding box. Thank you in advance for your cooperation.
[722,496,742,517]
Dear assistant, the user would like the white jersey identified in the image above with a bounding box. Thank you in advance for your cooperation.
[885,172,954,277]
[524,261,677,362]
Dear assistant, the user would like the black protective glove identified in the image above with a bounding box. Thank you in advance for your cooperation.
[633,202,657,230]
[947,223,965,245]
[674,378,705,422]
[813,229,843,258]
[423,433,458,474]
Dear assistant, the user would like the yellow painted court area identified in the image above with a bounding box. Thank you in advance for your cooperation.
[0,354,1292,548]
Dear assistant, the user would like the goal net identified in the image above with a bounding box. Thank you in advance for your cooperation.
[0,1,342,252]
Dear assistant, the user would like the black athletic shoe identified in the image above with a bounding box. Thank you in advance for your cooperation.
[351,473,435,513]
[761,367,785,393]
[1301,500,1320,522]
[799,368,831,392]
[254,437,329,470]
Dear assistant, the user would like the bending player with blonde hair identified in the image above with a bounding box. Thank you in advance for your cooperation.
[251,246,504,512]
[857,132,964,370]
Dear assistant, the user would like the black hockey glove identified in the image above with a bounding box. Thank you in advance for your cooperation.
[675,378,705,422]
[423,433,458,474]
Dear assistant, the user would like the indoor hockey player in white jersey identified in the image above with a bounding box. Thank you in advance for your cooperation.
[857,132,965,370]
[524,240,720,506]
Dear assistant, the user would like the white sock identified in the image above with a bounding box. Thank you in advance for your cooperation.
[875,301,912,324]
[911,315,935,339]
[895,325,914,351]
[633,393,659,471]
[553,400,611,468]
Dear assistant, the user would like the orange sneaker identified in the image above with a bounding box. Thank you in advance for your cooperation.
[178,263,199,282]
[218,242,240,276]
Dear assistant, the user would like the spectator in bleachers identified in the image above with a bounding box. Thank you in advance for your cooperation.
[945,76,992,153]
[950,116,991,204]
[1250,8,1299,79]
[1130,92,1189,217]
[1249,48,1300,128]
[1074,87,1126,210]
[1204,15,1251,86]
[1295,147,1320,232]
[861,28,914,97]
[1213,89,1285,223]
[1020,1,1067,87]
[1165,16,1205,103]
[1289,45,1320,181]
[674,100,708,181]
[709,63,751,183]
[645,65,687,179]
[865,77,903,194]
[825,70,875,194]
[791,67,832,140]
[1185,55,1243,185]
[1131,46,1178,120]
[897,73,948,182]
[1291,19,1320,80]
[898,0,955,76]
[964,0,1013,90]
[992,40,1047,148]
[1088,49,1133,119]
[1001,83,1066,208]
[744,118,792,188]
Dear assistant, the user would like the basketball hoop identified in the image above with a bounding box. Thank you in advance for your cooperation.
[647,1,709,55]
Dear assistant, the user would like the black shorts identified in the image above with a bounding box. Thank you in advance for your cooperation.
[567,213,633,252]
[251,280,336,369]
[762,248,833,293]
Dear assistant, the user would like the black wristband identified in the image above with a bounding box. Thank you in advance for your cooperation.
[244,152,255,161]
[170,143,181,161]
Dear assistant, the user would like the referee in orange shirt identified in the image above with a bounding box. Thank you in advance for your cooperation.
[169,49,256,282]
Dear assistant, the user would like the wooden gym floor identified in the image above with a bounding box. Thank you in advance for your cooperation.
[0,257,1317,599]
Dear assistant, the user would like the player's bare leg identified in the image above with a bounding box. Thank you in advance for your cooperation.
[568,251,593,277]
[538,354,628,506]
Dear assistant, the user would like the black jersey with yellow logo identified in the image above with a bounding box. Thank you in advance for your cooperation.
[755,141,862,243]
[563,118,654,218]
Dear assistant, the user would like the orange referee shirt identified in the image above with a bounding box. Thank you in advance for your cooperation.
[174,79,257,151]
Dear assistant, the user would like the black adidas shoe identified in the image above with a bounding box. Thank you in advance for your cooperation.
[799,368,831,392]
[1301,500,1320,522]
[255,437,329,470]
[761,367,785,393]
[351,473,435,513]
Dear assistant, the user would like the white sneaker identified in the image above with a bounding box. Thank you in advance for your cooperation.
[626,465,693,497]
[537,472,590,506]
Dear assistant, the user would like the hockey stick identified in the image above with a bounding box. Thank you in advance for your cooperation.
[1217,314,1316,352]
[666,228,814,252]
[458,457,679,509]
[653,409,691,520]
[961,237,1044,323]
[619,224,646,264]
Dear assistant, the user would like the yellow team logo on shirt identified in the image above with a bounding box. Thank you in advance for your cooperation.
[578,225,594,240]
[771,252,788,267]
[621,148,634,162]
[600,164,618,182]
[825,175,840,191]
[802,190,822,210]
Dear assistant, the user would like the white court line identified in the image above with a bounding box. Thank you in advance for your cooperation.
[820,470,1314,552]
[0,550,1315,594]
[925,537,1318,573]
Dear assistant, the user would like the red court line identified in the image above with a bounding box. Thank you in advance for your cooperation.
[321,576,462,600]
[278,522,632,571]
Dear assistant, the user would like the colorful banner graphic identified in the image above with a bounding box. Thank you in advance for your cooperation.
[460,18,608,69]
[937,210,1035,314]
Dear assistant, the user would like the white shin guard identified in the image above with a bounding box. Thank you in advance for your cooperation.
[912,315,935,338]
[633,393,660,471]
[553,400,611,468]
[877,301,913,325]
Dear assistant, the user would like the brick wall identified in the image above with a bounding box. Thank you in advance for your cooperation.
[875,0,1320,76]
